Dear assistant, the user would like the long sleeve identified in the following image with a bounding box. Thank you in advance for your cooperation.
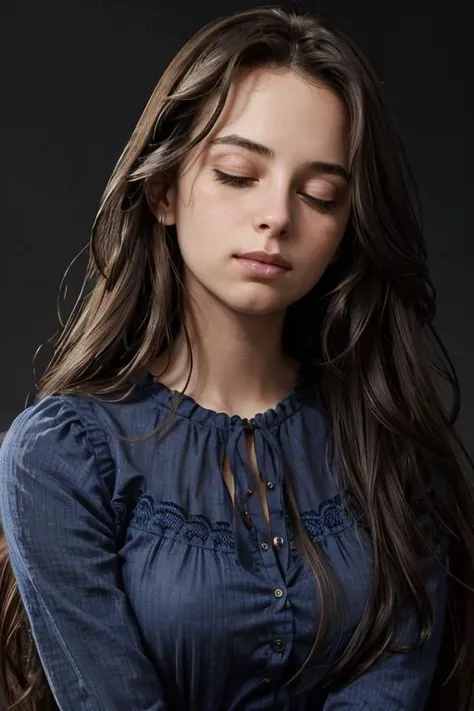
[0,396,168,711]
[323,551,447,710]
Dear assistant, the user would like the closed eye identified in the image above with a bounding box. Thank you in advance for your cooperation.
[212,169,336,213]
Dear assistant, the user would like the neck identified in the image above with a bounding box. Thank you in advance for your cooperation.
[150,292,299,419]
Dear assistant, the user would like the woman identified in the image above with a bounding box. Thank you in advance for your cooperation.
[0,5,473,711]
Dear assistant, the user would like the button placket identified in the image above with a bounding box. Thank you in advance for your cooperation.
[247,455,284,570]
[243,426,292,688]
[251,479,288,596]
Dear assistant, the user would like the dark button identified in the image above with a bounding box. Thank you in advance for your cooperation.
[272,536,284,549]
[261,677,271,684]
[273,638,285,652]
[266,481,275,490]
[260,542,269,551]
[273,588,284,598]
[246,488,253,497]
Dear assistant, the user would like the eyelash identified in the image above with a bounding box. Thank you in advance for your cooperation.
[212,169,336,213]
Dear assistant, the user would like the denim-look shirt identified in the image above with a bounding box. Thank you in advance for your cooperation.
[0,367,446,711]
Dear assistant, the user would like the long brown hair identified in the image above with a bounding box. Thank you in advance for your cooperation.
[1,5,473,710]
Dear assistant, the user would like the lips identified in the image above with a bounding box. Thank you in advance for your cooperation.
[234,251,292,270]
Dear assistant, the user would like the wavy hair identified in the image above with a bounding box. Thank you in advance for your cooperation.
[1,5,473,709]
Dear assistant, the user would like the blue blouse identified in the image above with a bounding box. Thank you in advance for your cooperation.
[0,368,446,711]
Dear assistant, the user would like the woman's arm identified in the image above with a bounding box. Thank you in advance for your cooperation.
[0,398,168,711]
[323,552,447,710]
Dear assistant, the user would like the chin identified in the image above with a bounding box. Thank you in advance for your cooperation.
[189,274,296,316]
[222,289,290,316]
[232,304,283,316]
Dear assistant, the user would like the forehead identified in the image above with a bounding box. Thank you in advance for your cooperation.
[191,66,350,164]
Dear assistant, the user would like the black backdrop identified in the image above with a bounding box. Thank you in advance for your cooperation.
[2,0,473,457]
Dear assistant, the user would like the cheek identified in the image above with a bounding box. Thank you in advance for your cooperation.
[177,175,241,239]
[299,223,345,273]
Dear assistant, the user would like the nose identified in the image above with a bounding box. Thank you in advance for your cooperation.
[253,191,291,238]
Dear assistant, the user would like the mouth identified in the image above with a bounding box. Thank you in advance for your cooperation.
[233,251,292,279]
[234,251,292,270]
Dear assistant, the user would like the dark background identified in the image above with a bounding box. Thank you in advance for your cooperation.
[2,0,473,454]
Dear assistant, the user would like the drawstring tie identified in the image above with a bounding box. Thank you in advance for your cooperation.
[225,418,286,570]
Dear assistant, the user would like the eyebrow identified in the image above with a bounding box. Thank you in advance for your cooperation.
[210,133,350,183]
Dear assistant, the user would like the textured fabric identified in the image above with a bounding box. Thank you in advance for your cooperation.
[0,368,446,711]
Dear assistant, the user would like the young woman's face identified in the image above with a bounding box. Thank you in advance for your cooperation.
[157,66,352,316]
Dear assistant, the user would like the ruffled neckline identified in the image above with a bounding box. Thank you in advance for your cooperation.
[139,362,311,431]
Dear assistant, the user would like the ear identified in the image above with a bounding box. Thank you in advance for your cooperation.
[145,174,177,226]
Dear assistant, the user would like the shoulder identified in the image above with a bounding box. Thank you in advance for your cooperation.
[2,393,94,445]
[0,394,115,492]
